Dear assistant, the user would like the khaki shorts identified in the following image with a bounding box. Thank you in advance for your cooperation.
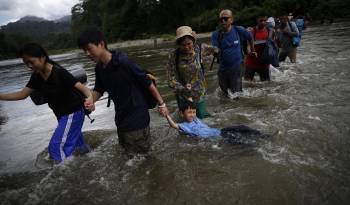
[279,47,297,63]
[117,126,151,155]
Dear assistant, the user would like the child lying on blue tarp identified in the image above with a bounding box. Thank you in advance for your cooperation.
[165,99,269,144]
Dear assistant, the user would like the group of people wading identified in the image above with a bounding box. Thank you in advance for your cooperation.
[0,9,305,163]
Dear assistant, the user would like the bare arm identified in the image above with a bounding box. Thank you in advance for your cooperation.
[74,82,94,111]
[0,87,32,101]
[149,83,169,116]
[91,90,102,103]
[248,39,257,57]
[166,115,179,129]
[74,82,92,99]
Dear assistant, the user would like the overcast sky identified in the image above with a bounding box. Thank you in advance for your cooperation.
[0,0,80,26]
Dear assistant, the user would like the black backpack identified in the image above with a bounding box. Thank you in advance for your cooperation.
[106,53,158,109]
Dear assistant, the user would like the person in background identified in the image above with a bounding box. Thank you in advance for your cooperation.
[266,17,276,29]
[294,14,307,36]
[0,43,93,163]
[245,14,276,82]
[166,26,217,119]
[211,9,256,99]
[77,28,168,158]
[277,14,299,63]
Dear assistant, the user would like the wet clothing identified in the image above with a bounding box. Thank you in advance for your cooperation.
[211,26,251,95]
[178,117,221,138]
[244,67,270,81]
[26,64,81,118]
[48,108,88,162]
[167,44,206,101]
[166,44,214,118]
[93,51,152,154]
[178,117,268,145]
[94,51,152,132]
[277,21,299,63]
[217,66,243,95]
[211,26,252,71]
[277,21,299,50]
[26,64,88,162]
[220,125,269,145]
[245,27,270,69]
[245,27,271,81]
[117,125,151,155]
[279,47,297,63]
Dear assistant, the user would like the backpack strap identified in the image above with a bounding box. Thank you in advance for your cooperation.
[267,28,273,39]
[197,44,205,75]
[217,30,224,50]
[233,26,246,57]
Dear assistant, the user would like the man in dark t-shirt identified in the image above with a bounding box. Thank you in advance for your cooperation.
[77,28,169,156]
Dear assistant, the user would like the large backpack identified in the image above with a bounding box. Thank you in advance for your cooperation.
[295,18,305,32]
[288,21,301,47]
[106,52,158,109]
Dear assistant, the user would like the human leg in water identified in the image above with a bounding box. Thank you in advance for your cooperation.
[220,125,270,145]
[48,108,87,163]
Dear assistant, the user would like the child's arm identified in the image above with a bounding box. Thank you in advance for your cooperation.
[166,115,179,130]
[0,87,32,101]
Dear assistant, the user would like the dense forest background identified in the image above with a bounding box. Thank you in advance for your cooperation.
[1,0,349,60]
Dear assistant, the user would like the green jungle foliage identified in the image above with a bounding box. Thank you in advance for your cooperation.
[1,0,349,60]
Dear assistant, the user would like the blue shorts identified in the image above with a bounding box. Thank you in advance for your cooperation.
[48,108,88,162]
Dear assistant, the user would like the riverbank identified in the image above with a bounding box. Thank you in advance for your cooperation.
[108,32,212,49]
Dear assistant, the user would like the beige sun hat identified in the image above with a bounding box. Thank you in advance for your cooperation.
[175,26,196,42]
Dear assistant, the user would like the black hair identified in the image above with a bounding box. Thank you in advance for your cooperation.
[18,43,53,64]
[178,99,197,112]
[77,26,108,50]
[19,43,48,59]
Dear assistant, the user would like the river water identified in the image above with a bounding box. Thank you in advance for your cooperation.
[0,21,349,205]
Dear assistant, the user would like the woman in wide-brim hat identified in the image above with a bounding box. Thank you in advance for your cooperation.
[166,26,217,119]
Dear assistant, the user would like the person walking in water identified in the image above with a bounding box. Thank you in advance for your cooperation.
[211,9,256,99]
[245,14,276,82]
[77,27,168,157]
[166,26,217,119]
[277,14,300,63]
[0,43,93,163]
